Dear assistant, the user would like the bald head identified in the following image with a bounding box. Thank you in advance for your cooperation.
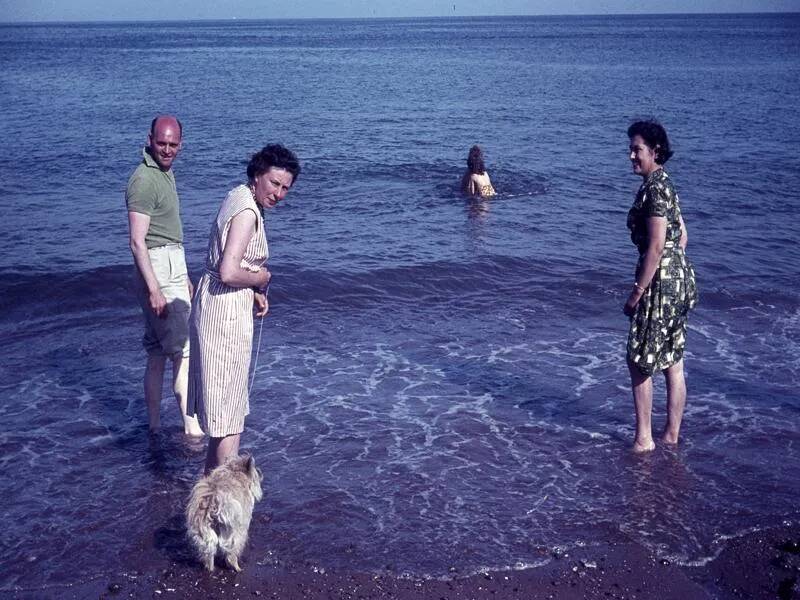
[147,115,183,171]
[151,115,183,138]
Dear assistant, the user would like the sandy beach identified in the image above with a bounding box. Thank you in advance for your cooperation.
[11,524,796,599]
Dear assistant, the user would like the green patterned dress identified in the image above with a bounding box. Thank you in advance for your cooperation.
[627,169,698,376]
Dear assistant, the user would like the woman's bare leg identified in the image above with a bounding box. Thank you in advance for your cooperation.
[662,359,687,445]
[171,355,204,436]
[628,358,655,452]
[204,434,241,474]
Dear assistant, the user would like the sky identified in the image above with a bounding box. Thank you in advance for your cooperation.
[0,0,798,22]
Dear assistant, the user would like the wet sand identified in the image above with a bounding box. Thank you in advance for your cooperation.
[12,524,798,600]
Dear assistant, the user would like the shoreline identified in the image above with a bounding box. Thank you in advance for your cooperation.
[10,524,798,600]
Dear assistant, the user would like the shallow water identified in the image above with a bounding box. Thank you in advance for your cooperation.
[1,13,799,591]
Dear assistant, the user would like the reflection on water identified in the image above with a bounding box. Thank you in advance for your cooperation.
[146,428,206,481]
[465,196,492,254]
[621,446,707,563]
[467,196,492,222]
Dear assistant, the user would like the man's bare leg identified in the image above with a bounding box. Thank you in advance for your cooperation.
[145,354,166,431]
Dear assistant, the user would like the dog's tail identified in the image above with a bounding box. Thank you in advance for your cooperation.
[186,478,219,570]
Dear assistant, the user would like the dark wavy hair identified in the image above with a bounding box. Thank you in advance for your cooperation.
[627,120,673,165]
[466,145,486,175]
[246,144,301,182]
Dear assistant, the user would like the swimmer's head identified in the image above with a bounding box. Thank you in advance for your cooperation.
[467,145,486,174]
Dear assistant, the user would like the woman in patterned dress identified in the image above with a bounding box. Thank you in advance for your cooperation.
[461,145,496,197]
[623,121,697,453]
[188,144,300,473]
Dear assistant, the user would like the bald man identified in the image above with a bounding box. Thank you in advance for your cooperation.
[126,115,203,436]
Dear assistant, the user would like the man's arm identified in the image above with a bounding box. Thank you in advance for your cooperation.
[129,211,168,318]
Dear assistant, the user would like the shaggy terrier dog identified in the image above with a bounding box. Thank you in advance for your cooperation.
[186,454,263,571]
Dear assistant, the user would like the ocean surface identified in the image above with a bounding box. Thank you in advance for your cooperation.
[1,13,799,593]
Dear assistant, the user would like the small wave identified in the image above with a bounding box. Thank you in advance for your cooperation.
[0,254,613,319]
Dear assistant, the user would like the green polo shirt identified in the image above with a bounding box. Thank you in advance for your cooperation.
[126,148,183,248]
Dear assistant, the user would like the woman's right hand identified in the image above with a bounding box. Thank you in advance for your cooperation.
[260,268,272,288]
[253,292,268,317]
[623,288,644,317]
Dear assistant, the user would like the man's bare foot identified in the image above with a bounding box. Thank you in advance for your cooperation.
[633,439,656,453]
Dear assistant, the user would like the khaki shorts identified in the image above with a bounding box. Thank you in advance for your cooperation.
[134,244,191,358]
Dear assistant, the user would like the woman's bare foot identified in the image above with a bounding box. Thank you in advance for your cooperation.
[633,439,656,453]
[184,416,204,437]
[661,431,679,445]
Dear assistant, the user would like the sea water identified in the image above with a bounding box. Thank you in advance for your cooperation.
[0,13,799,590]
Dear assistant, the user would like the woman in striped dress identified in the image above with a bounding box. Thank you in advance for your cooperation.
[188,144,300,474]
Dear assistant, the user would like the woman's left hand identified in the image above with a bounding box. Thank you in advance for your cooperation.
[254,292,269,317]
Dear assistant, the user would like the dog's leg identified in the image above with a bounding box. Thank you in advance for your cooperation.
[225,522,250,572]
[226,553,241,572]
[198,533,217,572]
[217,525,241,572]
[202,549,216,572]
[187,528,218,572]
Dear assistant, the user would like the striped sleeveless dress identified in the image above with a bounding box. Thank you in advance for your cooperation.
[187,185,268,437]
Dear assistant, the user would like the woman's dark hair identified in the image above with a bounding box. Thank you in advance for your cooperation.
[627,120,673,164]
[247,144,301,182]
[466,145,486,174]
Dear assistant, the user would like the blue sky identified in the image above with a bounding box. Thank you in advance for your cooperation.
[0,0,797,22]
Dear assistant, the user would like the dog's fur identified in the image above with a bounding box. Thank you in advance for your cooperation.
[185,454,263,571]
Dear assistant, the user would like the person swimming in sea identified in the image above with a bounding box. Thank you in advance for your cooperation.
[461,145,496,197]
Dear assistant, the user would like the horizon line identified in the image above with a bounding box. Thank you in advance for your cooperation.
[1,10,798,26]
